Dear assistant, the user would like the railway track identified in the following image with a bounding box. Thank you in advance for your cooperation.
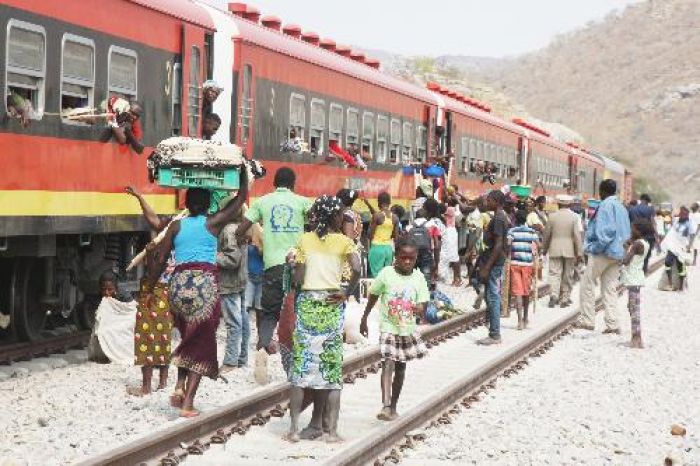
[0,330,91,365]
[76,259,661,466]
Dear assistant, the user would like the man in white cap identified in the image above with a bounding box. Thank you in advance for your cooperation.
[542,194,582,307]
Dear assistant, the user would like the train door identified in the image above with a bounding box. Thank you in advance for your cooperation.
[181,23,206,138]
[425,105,435,160]
[569,154,577,195]
[238,62,255,156]
[444,111,453,156]
[519,136,530,186]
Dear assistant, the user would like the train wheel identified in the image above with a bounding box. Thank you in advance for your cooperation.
[75,296,99,331]
[11,258,48,341]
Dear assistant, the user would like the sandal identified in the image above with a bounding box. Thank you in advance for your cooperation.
[179,408,200,418]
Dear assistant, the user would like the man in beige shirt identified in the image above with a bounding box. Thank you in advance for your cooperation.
[543,195,582,307]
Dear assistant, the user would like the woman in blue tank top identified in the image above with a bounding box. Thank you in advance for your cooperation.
[144,169,248,417]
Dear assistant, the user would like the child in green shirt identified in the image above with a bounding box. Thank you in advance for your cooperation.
[360,235,429,421]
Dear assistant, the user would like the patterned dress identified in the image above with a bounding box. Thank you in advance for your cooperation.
[291,290,345,390]
[134,280,173,366]
[169,263,221,379]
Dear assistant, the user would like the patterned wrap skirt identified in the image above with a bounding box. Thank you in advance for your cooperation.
[134,280,173,366]
[169,262,221,379]
[291,290,345,390]
[379,332,428,363]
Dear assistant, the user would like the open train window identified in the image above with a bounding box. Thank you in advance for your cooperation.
[469,139,477,172]
[309,98,325,156]
[416,125,427,163]
[389,118,401,164]
[5,20,46,121]
[61,34,95,123]
[171,62,182,135]
[188,46,201,137]
[376,115,388,163]
[108,46,137,100]
[329,103,343,143]
[346,108,359,151]
[240,64,253,144]
[289,93,306,139]
[460,137,468,173]
[362,112,375,159]
[401,122,413,164]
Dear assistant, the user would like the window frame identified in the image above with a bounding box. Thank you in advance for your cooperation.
[240,63,253,144]
[60,33,95,125]
[416,125,427,163]
[376,114,389,164]
[289,92,307,138]
[107,45,138,100]
[309,97,326,155]
[171,62,182,135]
[346,107,360,148]
[5,19,47,120]
[389,118,401,164]
[401,121,413,163]
[362,111,375,159]
[329,102,343,142]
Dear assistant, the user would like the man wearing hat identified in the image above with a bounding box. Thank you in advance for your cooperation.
[542,194,582,308]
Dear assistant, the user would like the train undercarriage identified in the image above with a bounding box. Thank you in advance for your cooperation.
[0,232,147,343]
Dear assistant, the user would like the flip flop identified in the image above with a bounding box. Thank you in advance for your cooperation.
[179,409,200,418]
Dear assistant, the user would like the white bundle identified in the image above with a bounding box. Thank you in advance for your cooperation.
[155,137,244,167]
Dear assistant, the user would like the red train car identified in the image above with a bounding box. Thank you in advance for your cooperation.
[0,0,213,341]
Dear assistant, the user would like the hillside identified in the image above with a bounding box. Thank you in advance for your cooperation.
[465,0,700,202]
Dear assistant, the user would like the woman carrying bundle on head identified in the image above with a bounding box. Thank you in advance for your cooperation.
[143,169,248,418]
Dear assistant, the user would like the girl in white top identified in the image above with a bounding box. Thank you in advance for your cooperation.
[621,219,652,349]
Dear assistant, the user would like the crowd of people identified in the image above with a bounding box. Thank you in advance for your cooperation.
[89,145,699,442]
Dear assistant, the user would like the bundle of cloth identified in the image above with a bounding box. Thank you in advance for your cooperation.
[88,297,138,365]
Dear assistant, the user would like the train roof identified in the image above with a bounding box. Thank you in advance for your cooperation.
[440,95,527,136]
[591,152,625,175]
[129,0,215,29]
[212,8,438,104]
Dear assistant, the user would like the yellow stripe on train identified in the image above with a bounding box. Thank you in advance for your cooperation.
[0,191,178,216]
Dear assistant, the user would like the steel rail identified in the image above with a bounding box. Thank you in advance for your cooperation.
[323,258,664,466]
[77,259,660,466]
[0,330,91,365]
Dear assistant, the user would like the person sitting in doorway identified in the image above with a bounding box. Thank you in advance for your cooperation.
[6,91,34,127]
[202,80,223,118]
[202,113,222,141]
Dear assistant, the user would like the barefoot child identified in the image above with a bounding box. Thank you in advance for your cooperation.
[621,219,652,348]
[360,235,429,421]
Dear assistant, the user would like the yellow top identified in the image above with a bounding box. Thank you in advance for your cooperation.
[372,212,394,245]
[296,232,357,290]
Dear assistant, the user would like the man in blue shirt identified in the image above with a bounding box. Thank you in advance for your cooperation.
[576,179,631,332]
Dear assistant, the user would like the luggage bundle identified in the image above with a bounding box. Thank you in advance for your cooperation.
[147,137,249,190]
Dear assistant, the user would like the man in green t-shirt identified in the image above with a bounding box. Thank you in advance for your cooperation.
[236,167,312,356]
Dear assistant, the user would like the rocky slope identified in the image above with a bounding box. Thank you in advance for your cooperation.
[465,0,700,202]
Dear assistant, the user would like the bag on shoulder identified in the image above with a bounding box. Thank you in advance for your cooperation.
[410,221,432,253]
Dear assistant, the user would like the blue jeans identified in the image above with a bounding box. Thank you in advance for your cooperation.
[245,273,263,310]
[222,293,250,367]
[485,264,504,339]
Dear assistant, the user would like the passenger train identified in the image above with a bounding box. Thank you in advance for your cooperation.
[0,0,632,342]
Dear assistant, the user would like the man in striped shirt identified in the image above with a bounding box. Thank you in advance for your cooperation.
[507,210,540,330]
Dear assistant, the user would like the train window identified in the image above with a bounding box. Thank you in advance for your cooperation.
[376,115,388,163]
[389,118,401,164]
[346,108,359,148]
[5,20,46,121]
[61,34,95,123]
[401,122,412,164]
[469,139,477,172]
[108,46,137,100]
[416,125,427,163]
[310,98,325,156]
[362,112,375,159]
[171,62,182,135]
[187,46,201,136]
[240,64,253,144]
[329,103,343,143]
[460,136,468,173]
[289,93,306,138]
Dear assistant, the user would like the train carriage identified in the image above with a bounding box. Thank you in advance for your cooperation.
[0,0,214,341]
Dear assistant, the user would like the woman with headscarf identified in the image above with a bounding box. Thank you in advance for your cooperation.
[285,195,361,443]
[143,170,248,417]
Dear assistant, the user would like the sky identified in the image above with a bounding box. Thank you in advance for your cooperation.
[202,0,641,57]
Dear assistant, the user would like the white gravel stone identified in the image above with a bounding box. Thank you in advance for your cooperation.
[403,268,700,465]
